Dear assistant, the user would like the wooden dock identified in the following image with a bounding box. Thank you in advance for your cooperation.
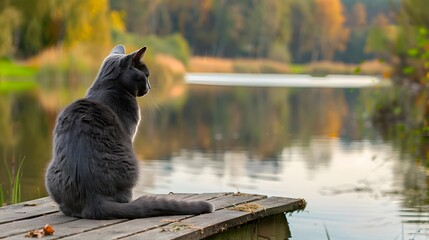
[0,192,306,239]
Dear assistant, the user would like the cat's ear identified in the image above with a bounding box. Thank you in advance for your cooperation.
[110,45,126,55]
[132,47,147,64]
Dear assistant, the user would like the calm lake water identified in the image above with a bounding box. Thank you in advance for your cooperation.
[0,73,427,239]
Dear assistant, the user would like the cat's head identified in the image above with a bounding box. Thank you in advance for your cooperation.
[92,45,150,97]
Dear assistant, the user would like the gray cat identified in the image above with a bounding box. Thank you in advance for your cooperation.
[45,45,214,219]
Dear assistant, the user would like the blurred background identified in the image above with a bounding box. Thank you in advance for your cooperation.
[1,0,429,239]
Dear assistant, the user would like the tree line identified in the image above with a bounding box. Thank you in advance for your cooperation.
[0,0,112,59]
[0,0,418,66]
[112,0,398,63]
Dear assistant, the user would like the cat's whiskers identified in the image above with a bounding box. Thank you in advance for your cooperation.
[140,90,162,120]
[149,93,163,113]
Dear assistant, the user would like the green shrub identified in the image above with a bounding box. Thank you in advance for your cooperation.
[112,31,190,66]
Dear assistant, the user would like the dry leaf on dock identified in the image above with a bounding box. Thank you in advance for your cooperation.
[25,224,55,238]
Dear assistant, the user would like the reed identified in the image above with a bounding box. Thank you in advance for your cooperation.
[323,223,331,240]
[0,185,4,206]
[0,157,25,206]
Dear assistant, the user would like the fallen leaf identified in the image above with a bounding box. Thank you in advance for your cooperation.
[25,224,55,238]
[43,224,55,235]
[25,229,44,238]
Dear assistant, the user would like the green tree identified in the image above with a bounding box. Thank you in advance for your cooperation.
[390,0,429,85]
[9,0,51,57]
[0,7,21,58]
[289,0,316,62]
[365,13,393,58]
[241,1,291,60]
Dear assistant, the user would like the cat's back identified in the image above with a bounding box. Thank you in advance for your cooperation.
[55,99,124,137]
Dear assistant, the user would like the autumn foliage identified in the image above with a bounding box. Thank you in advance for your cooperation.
[0,0,399,64]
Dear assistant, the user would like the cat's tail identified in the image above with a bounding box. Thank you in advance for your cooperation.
[83,196,214,219]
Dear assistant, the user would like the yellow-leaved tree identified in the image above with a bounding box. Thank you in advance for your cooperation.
[312,0,350,61]
[61,0,112,60]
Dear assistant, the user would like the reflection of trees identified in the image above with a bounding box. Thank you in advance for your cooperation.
[401,162,428,207]
[135,86,355,168]
[0,92,54,202]
[290,89,349,140]
[135,86,293,159]
[368,88,428,160]
[367,87,429,206]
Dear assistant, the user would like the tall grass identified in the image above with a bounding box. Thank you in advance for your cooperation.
[323,223,331,240]
[0,185,4,205]
[0,157,25,206]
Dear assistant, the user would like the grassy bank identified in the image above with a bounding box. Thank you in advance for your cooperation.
[0,60,38,77]
[0,60,38,93]
[189,56,391,77]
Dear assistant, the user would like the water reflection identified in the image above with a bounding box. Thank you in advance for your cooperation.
[0,75,428,239]
[134,139,419,240]
[0,92,54,202]
[135,85,362,160]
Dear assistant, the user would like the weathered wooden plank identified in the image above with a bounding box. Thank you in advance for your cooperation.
[254,197,306,217]
[0,198,58,224]
[256,214,291,240]
[205,217,256,240]
[58,193,232,239]
[122,196,303,240]
[60,215,184,240]
[0,198,51,212]
[123,210,244,239]
[181,192,232,201]
[153,193,198,199]
[205,214,291,240]
[208,193,267,210]
[5,218,128,240]
[0,212,75,239]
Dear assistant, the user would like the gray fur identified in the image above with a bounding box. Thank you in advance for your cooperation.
[45,45,214,219]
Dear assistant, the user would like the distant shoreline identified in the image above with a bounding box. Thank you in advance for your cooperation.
[188,56,391,78]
